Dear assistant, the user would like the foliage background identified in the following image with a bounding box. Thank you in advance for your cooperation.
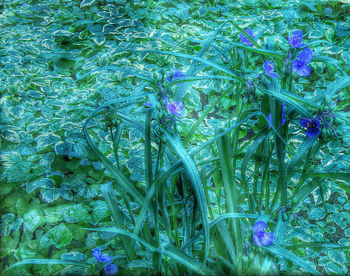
[1,0,350,275]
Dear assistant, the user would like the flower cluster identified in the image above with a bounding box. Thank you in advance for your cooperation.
[259,30,313,78]
[93,248,118,276]
[252,221,275,247]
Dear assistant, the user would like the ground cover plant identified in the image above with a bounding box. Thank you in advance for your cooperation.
[1,0,350,275]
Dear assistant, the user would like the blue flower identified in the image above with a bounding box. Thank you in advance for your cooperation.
[264,59,279,78]
[166,69,185,84]
[165,97,184,117]
[105,263,119,276]
[252,221,275,247]
[292,47,313,77]
[92,248,113,264]
[240,29,255,46]
[299,117,321,138]
[288,30,306,48]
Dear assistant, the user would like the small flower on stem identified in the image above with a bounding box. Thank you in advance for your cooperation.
[299,117,321,138]
[92,248,113,264]
[165,97,184,117]
[105,262,119,276]
[252,221,275,247]
[292,47,313,77]
[288,30,306,48]
[240,29,255,46]
[264,59,279,78]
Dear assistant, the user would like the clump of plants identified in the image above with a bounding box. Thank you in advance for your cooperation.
[3,6,350,276]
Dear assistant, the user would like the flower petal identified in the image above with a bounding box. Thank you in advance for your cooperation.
[268,72,279,78]
[253,233,262,247]
[240,29,254,46]
[300,47,313,64]
[299,118,311,127]
[101,255,113,263]
[297,64,311,77]
[253,221,267,235]
[260,232,275,246]
[92,248,102,261]
[105,263,119,276]
[306,126,320,138]
[292,59,300,72]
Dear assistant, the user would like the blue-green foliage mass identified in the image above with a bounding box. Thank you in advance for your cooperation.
[1,0,350,275]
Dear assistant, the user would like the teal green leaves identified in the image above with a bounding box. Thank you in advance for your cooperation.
[308,207,326,221]
[1,0,350,275]
[40,223,73,249]
[80,0,96,8]
[26,178,55,193]
[36,132,61,152]
[0,213,22,237]
[0,152,34,183]
[23,209,44,232]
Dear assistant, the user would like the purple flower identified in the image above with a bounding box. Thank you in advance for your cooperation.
[105,263,119,276]
[240,29,255,46]
[165,97,184,117]
[252,221,275,247]
[299,117,321,138]
[92,248,113,264]
[264,60,279,78]
[166,69,186,84]
[288,30,306,48]
[292,47,313,77]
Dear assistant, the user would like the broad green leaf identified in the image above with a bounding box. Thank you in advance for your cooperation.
[80,0,96,8]
[40,223,73,249]
[308,207,326,221]
[26,178,55,193]
[90,200,110,223]
[41,189,59,203]
[60,252,87,262]
[63,203,91,223]
[36,132,61,151]
[23,209,43,232]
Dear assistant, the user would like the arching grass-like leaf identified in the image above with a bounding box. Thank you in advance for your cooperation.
[101,183,134,260]
[3,259,90,274]
[84,227,215,275]
[164,131,209,263]
[182,213,265,250]
[83,110,145,205]
[263,245,322,275]
[324,76,350,101]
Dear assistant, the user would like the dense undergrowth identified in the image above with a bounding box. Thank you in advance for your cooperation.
[1,0,350,275]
